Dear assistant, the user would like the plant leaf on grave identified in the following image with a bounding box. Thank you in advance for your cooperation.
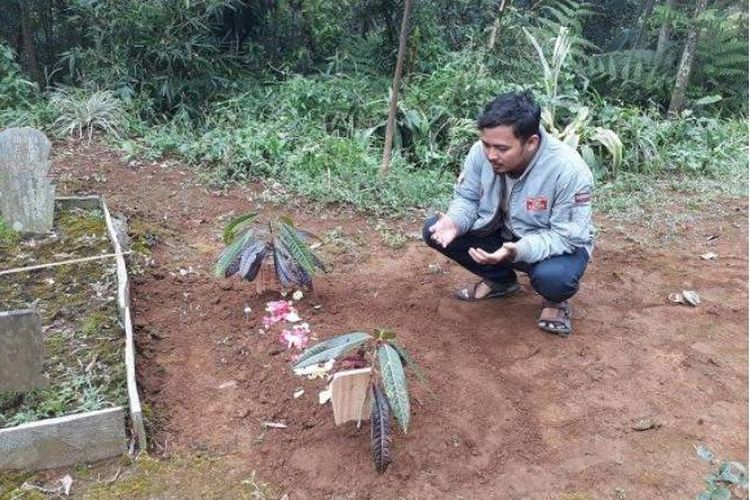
[375,328,396,341]
[370,382,393,473]
[387,340,430,393]
[215,230,253,277]
[277,221,327,274]
[238,240,269,281]
[223,212,257,244]
[293,332,373,369]
[708,487,732,500]
[273,239,313,290]
[718,461,747,485]
[378,343,410,433]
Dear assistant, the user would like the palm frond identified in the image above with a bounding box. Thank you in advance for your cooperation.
[223,212,257,244]
[214,230,253,278]
[293,332,373,369]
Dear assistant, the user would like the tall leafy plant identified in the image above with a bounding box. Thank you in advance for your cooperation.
[292,329,427,473]
[525,26,623,179]
[215,213,326,290]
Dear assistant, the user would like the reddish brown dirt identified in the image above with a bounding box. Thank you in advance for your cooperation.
[51,141,748,499]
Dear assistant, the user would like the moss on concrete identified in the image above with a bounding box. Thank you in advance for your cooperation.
[0,204,126,428]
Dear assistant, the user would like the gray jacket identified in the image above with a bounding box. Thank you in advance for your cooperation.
[445,128,595,264]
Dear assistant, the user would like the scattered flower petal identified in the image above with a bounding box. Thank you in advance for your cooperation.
[293,388,305,399]
[292,290,304,301]
[284,311,301,323]
[319,386,332,405]
[294,359,334,378]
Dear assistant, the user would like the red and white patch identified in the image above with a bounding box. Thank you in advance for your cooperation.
[574,191,592,204]
[526,196,548,212]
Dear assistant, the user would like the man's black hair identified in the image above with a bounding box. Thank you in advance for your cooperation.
[477,90,541,142]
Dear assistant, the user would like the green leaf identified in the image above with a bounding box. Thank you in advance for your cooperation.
[387,340,430,392]
[277,221,326,275]
[223,212,257,245]
[591,127,623,178]
[718,461,747,485]
[378,343,410,433]
[214,230,252,278]
[375,328,396,341]
[709,487,731,500]
[293,332,372,369]
[693,94,723,106]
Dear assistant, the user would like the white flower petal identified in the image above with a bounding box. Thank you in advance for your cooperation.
[284,311,301,323]
[319,387,332,405]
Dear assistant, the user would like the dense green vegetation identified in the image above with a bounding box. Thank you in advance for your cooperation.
[1,0,747,215]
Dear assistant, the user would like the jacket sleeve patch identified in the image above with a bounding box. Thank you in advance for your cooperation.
[526,196,549,212]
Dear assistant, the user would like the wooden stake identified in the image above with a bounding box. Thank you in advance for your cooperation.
[0,252,128,277]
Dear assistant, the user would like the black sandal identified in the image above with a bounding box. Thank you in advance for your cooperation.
[538,300,573,336]
[455,280,520,302]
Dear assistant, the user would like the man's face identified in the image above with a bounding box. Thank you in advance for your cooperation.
[479,125,539,176]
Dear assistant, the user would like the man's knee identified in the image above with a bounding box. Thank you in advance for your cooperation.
[530,265,580,303]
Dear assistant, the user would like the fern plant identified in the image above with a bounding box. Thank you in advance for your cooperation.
[214,213,326,291]
[292,328,427,473]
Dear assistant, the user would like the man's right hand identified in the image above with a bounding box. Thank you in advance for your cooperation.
[428,212,459,248]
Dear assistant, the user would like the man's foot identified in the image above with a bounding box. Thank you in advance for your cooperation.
[538,300,572,336]
[455,280,520,301]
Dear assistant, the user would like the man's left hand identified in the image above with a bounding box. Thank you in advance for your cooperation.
[468,242,517,265]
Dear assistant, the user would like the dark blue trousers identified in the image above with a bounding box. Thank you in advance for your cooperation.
[422,216,589,303]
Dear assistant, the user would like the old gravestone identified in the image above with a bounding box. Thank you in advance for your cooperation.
[0,309,48,393]
[0,127,55,234]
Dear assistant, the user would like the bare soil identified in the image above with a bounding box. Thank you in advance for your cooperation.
[42,141,748,499]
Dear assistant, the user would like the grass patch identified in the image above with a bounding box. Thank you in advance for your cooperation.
[79,454,283,500]
[0,217,19,246]
[0,204,126,428]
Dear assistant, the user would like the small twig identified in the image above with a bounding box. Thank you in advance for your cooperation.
[102,467,122,485]
[261,421,287,429]
[85,354,98,372]
[0,252,131,276]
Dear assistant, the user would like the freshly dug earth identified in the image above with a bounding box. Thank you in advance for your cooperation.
[31,141,748,498]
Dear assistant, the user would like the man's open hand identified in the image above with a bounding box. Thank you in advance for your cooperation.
[428,212,459,248]
[468,242,517,265]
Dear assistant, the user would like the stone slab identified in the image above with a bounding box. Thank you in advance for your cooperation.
[0,309,47,392]
[0,407,126,471]
[0,127,55,233]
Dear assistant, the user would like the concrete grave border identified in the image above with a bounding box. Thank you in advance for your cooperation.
[0,196,146,471]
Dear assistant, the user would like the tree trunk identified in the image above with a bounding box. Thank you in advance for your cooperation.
[487,0,508,50]
[19,1,40,84]
[379,0,413,177]
[634,0,657,49]
[656,0,674,57]
[667,0,708,117]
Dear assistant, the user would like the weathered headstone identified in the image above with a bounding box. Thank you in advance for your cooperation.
[0,309,48,392]
[0,127,55,234]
